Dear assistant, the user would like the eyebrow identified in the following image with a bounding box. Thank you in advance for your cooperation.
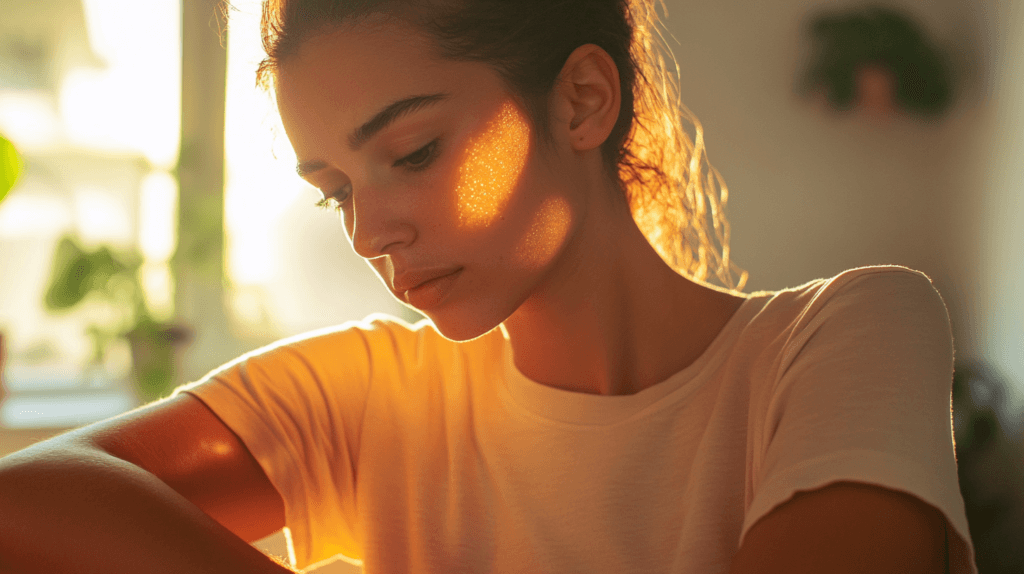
[295,93,450,178]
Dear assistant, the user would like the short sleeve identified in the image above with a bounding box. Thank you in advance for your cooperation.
[743,268,976,573]
[173,316,394,570]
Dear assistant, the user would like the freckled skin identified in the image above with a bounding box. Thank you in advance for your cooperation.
[514,196,572,269]
[274,20,579,342]
[456,102,531,229]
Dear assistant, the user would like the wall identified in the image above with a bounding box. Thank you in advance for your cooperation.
[971,0,1024,434]
[661,0,1022,420]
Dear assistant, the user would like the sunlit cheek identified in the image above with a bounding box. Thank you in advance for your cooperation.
[455,101,530,228]
[513,196,572,270]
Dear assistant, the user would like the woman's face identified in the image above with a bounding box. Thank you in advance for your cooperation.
[275,17,577,341]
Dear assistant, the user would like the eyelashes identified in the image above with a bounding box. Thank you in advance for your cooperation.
[315,196,343,212]
[314,138,441,212]
[315,182,351,212]
[393,138,440,171]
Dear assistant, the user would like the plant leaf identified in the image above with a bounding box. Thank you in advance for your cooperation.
[0,134,23,203]
[44,237,90,310]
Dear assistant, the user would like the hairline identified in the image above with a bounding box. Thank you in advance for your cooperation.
[260,11,568,154]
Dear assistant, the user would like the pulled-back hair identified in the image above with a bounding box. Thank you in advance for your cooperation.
[255,0,748,291]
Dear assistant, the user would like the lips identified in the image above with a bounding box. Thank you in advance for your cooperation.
[392,267,463,294]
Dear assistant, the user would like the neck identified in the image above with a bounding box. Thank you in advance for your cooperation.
[501,183,745,396]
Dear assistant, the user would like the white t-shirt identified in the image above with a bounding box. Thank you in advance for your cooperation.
[177,265,977,573]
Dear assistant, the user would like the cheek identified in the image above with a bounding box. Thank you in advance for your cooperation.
[461,159,574,278]
[453,101,531,229]
[511,195,573,270]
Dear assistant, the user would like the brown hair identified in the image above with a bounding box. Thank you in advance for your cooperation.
[256,0,748,291]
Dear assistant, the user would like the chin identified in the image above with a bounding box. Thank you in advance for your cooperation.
[419,301,515,343]
[425,314,501,343]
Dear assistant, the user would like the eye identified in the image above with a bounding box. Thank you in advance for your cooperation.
[393,138,439,171]
[314,182,352,212]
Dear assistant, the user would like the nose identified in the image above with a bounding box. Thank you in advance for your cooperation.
[348,183,416,259]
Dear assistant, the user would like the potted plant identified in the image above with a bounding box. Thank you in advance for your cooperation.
[801,6,954,118]
[1,133,23,404]
[43,235,191,402]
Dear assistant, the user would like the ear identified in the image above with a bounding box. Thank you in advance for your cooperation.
[551,44,622,152]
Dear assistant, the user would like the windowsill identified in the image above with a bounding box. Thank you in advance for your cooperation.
[0,387,138,457]
[0,389,136,429]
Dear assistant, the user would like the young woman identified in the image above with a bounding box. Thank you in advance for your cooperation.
[0,0,976,572]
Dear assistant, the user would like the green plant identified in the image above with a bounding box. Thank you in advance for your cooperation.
[802,6,953,116]
[43,236,190,401]
[952,361,1024,574]
[0,133,23,204]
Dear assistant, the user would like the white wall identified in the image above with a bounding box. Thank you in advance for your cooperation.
[662,0,1022,419]
[971,0,1024,432]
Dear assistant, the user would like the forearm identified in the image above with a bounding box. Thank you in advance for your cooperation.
[0,441,294,574]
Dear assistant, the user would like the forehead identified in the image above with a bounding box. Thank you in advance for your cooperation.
[273,18,487,143]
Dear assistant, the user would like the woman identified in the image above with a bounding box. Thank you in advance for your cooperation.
[0,0,975,572]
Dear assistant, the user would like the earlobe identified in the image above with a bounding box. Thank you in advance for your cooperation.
[555,44,622,152]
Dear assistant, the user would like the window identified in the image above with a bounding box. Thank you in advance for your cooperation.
[0,0,416,431]
[223,0,417,338]
[0,0,180,428]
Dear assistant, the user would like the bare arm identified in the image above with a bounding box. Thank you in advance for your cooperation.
[0,394,292,573]
[728,481,948,574]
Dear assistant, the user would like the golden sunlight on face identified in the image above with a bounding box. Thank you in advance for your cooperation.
[513,196,573,270]
[270,17,588,341]
[455,101,531,228]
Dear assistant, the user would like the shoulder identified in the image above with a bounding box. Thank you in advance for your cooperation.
[814,265,944,309]
[754,265,950,347]
[738,265,950,364]
[234,313,435,362]
[742,264,956,428]
[732,268,966,572]
[806,265,951,346]
[181,314,440,390]
[225,314,504,380]
[766,264,943,314]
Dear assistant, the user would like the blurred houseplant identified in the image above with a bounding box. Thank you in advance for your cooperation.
[43,236,191,402]
[802,6,953,117]
[952,361,1024,574]
[0,133,22,204]
[0,133,21,404]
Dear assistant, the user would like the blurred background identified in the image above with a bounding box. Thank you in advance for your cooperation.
[0,0,1020,572]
